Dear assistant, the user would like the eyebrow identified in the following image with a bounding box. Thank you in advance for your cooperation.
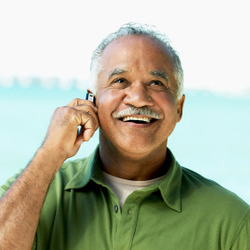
[108,68,128,79]
[108,68,169,83]
[150,70,169,82]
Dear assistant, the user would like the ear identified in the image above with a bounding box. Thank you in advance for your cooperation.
[176,94,185,122]
[87,88,93,94]
[87,88,97,98]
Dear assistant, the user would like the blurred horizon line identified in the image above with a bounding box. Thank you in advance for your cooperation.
[1,75,250,99]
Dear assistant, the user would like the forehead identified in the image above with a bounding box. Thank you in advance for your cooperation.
[99,35,175,74]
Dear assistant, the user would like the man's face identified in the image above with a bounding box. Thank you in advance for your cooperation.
[95,35,185,156]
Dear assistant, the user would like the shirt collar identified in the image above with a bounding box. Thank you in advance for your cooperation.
[65,146,101,190]
[65,146,182,212]
[157,148,182,212]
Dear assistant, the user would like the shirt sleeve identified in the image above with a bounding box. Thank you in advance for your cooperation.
[32,233,37,250]
[230,210,250,250]
[0,169,24,198]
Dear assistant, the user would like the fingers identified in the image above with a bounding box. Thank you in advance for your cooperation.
[42,98,99,160]
[75,113,98,145]
[67,98,99,141]
[67,98,97,113]
[76,109,99,141]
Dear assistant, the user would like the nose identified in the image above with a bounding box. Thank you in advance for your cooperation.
[123,82,153,107]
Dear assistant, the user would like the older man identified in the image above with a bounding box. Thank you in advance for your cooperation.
[0,23,249,249]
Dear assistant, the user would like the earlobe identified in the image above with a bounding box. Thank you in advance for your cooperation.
[177,94,185,122]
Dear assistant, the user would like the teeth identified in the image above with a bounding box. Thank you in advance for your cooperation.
[122,116,151,123]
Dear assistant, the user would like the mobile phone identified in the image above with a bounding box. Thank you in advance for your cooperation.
[77,92,95,136]
[85,92,95,104]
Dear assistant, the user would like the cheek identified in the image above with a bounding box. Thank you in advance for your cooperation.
[96,90,123,125]
[154,94,179,121]
[153,91,176,108]
[96,95,110,126]
[96,89,122,106]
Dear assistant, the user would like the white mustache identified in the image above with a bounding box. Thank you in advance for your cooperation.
[113,107,161,119]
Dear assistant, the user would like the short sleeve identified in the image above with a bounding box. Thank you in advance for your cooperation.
[32,233,37,250]
[230,211,250,250]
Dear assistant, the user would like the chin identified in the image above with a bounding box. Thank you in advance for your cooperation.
[116,138,166,156]
[99,130,167,156]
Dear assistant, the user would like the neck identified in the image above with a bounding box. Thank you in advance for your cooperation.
[99,138,168,181]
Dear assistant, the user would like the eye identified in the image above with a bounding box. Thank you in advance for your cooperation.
[113,78,126,84]
[149,80,164,86]
[110,78,129,89]
[111,78,129,86]
[148,80,170,92]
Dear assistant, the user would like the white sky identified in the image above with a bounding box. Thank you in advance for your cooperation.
[0,0,249,95]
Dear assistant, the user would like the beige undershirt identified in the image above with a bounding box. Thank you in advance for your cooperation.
[103,171,165,209]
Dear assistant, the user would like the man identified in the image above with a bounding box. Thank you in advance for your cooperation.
[0,23,249,249]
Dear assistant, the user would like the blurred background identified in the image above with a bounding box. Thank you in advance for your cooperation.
[0,0,249,204]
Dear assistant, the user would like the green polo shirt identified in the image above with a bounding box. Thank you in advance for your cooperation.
[1,147,250,249]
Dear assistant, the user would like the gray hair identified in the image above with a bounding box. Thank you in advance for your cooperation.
[89,23,184,100]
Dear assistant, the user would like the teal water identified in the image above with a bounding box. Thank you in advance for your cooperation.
[1,85,250,204]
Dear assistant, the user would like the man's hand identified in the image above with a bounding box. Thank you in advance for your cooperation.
[42,98,99,163]
[0,98,99,249]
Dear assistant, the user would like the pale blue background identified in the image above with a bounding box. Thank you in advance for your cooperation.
[0,84,250,204]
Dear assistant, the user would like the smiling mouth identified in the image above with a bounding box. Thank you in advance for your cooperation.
[119,116,157,124]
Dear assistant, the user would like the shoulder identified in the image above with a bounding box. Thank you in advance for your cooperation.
[180,167,250,247]
[0,157,89,199]
[49,156,90,190]
[181,166,250,216]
